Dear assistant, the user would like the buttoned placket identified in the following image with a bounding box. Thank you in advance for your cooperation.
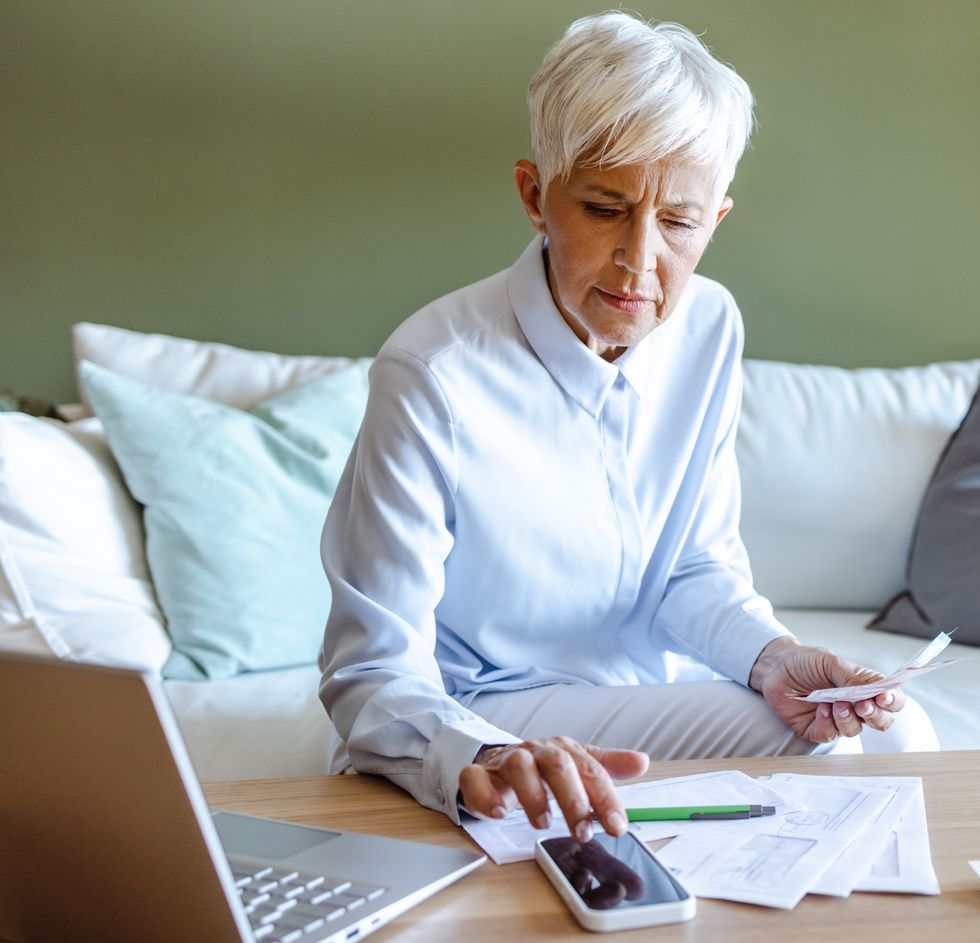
[598,372,644,623]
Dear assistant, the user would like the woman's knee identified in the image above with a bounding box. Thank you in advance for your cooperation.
[860,696,939,753]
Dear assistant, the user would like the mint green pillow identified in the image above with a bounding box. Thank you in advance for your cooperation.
[79,360,369,680]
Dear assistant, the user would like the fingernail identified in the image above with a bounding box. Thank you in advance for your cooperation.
[607,811,626,835]
[857,702,874,717]
[534,811,552,829]
[837,706,850,718]
[491,805,506,819]
[819,704,831,718]
[880,692,894,706]
[575,821,594,843]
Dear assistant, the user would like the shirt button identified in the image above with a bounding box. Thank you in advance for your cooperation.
[435,788,445,804]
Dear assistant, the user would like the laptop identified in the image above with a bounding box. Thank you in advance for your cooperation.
[0,652,485,943]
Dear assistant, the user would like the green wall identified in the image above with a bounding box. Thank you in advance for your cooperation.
[3,1,979,403]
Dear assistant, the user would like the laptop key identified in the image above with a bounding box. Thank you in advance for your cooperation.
[274,909,326,934]
[271,892,295,909]
[265,911,327,943]
[347,881,387,901]
[288,904,331,926]
[243,892,271,909]
[255,906,284,925]
[317,876,352,895]
[251,925,275,940]
[329,892,366,910]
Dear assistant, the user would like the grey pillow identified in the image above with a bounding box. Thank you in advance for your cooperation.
[870,383,980,645]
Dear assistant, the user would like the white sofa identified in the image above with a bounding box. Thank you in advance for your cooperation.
[1,325,976,783]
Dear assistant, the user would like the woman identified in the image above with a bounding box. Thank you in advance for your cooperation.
[318,12,935,844]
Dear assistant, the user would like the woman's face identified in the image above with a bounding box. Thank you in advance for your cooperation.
[515,158,733,361]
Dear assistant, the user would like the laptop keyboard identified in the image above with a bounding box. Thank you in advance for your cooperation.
[230,860,389,943]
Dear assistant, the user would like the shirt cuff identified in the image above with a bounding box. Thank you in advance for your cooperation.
[424,720,522,825]
[714,605,794,687]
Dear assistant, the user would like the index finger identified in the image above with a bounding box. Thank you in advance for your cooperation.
[557,738,632,838]
[874,687,906,712]
[529,741,597,843]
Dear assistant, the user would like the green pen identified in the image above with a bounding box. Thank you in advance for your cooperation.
[626,804,776,822]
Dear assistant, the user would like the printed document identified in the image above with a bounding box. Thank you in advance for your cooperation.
[765,773,920,896]
[853,784,939,895]
[654,777,891,909]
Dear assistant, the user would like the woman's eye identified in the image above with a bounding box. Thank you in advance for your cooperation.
[583,203,621,218]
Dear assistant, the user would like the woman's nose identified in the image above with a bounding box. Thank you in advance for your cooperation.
[614,218,659,273]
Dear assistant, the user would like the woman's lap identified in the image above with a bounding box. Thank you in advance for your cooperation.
[468,681,938,758]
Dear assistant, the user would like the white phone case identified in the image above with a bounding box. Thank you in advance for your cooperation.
[534,833,696,932]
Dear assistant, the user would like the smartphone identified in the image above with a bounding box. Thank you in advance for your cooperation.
[535,830,696,932]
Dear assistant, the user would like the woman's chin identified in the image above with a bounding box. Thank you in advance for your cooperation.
[592,314,665,350]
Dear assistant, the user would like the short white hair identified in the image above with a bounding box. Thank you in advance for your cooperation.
[528,11,755,202]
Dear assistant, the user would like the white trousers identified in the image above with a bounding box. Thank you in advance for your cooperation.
[468,681,939,760]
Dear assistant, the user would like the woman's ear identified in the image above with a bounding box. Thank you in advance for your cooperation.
[714,195,734,228]
[514,160,546,234]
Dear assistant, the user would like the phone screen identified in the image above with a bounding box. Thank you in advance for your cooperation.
[540,832,690,911]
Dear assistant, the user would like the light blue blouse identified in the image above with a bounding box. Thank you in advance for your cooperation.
[318,236,788,822]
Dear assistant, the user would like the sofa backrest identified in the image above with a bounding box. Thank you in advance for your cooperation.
[737,358,980,610]
[55,324,980,616]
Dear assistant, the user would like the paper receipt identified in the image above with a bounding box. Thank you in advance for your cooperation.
[793,630,962,703]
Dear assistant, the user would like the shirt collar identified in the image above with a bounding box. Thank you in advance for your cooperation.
[506,235,655,417]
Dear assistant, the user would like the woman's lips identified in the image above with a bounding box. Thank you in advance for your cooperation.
[594,286,657,314]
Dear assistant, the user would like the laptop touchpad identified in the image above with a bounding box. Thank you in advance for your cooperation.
[213,812,340,860]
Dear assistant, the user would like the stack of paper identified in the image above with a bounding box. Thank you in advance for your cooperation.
[460,769,940,909]
[647,771,939,908]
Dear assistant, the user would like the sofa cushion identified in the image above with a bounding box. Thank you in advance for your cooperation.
[869,382,980,644]
[80,359,369,680]
[738,358,980,609]
[0,413,171,671]
[164,665,338,780]
[73,321,365,415]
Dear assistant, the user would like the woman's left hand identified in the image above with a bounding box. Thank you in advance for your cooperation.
[749,637,906,742]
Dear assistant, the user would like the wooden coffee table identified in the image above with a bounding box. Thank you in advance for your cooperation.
[204,751,980,941]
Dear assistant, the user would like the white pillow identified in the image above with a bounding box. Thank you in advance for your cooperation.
[0,413,171,671]
[73,322,363,414]
[738,358,980,609]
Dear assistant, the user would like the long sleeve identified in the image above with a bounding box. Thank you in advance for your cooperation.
[651,328,791,685]
[318,350,520,824]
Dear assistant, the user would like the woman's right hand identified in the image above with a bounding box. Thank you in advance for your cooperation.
[458,736,649,842]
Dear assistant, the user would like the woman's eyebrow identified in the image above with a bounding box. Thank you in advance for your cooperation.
[582,185,632,200]
[581,186,704,214]
[662,199,704,213]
